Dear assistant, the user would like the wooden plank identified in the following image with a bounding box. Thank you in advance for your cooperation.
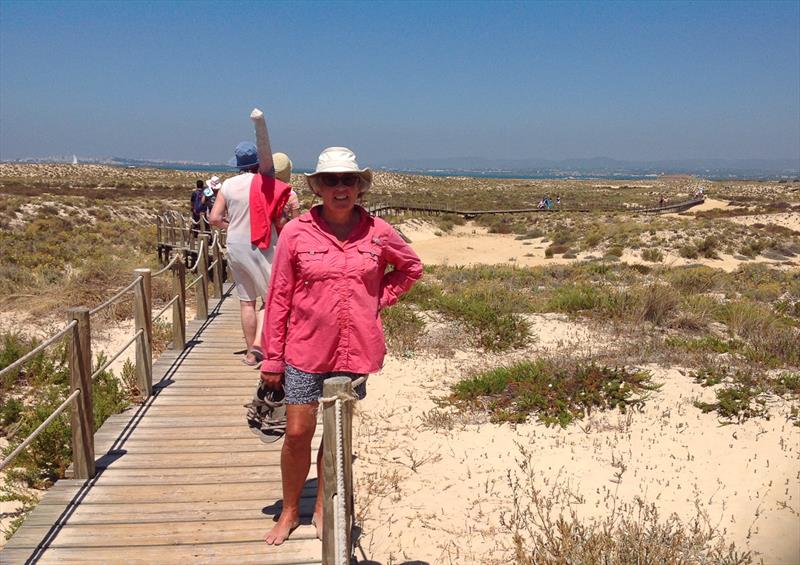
[93,425,273,439]
[95,417,264,428]
[70,467,292,485]
[0,540,322,565]
[22,497,318,526]
[6,519,317,548]
[37,480,316,504]
[92,435,320,453]
[96,451,285,468]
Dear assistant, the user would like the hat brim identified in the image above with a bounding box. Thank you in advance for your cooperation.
[227,156,259,169]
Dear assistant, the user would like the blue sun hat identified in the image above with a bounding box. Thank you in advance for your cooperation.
[228,141,258,169]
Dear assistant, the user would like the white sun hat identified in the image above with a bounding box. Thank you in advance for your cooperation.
[207,176,222,190]
[305,147,372,193]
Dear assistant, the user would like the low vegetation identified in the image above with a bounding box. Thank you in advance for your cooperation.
[0,331,133,538]
[503,446,754,564]
[449,358,659,427]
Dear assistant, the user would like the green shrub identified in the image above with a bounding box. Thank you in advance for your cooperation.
[679,244,698,259]
[584,231,602,249]
[546,243,569,255]
[382,304,426,354]
[435,291,529,352]
[546,284,602,313]
[668,266,720,294]
[696,235,719,259]
[694,377,767,424]
[641,248,663,262]
[1,337,130,489]
[665,336,742,354]
[636,284,680,326]
[516,228,545,240]
[450,358,659,427]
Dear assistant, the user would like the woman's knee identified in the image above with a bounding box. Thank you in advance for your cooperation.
[284,405,317,444]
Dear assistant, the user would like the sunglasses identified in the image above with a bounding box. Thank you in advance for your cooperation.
[319,173,360,187]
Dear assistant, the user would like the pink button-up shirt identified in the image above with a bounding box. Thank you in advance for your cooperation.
[261,206,423,375]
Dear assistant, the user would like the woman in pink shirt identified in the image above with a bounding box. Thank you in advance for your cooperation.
[260,147,422,545]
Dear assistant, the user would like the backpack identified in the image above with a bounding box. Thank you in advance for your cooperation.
[191,189,206,216]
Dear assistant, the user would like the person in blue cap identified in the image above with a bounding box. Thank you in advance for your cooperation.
[209,117,282,366]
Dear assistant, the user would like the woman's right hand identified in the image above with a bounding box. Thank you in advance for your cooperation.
[260,371,283,390]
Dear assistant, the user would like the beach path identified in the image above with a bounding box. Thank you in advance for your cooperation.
[0,285,322,564]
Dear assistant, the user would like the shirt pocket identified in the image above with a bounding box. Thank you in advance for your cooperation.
[356,244,383,277]
[296,247,329,281]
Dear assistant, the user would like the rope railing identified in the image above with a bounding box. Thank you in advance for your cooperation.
[0,320,77,381]
[89,276,142,316]
[152,254,180,278]
[153,296,179,323]
[89,329,144,381]
[0,388,82,471]
[185,274,204,290]
[3,212,231,480]
[187,239,206,273]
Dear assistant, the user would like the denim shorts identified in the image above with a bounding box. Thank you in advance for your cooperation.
[284,364,367,405]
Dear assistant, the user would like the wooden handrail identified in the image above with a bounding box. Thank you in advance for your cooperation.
[2,221,228,475]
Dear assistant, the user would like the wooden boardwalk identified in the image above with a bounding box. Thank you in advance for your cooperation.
[1,284,322,564]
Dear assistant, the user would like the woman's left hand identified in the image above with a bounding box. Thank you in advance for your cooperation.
[260,371,283,390]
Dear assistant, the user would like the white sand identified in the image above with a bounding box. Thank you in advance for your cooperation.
[345,218,800,563]
[727,212,800,233]
[356,333,800,564]
[403,219,795,272]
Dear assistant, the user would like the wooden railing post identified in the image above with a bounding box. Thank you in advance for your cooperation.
[172,258,186,350]
[156,216,163,264]
[68,307,95,479]
[322,377,354,565]
[169,214,178,248]
[178,215,186,250]
[212,230,224,299]
[196,235,210,320]
[133,268,153,398]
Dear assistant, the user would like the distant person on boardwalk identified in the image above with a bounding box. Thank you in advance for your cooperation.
[209,109,293,366]
[556,195,561,208]
[191,179,205,222]
[259,147,423,545]
[659,194,665,207]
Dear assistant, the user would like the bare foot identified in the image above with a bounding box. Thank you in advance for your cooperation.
[264,514,299,546]
[311,512,323,540]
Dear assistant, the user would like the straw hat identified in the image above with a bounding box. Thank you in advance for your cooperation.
[305,147,372,195]
[273,153,292,184]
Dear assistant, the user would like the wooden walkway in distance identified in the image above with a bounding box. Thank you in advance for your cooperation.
[1,284,322,564]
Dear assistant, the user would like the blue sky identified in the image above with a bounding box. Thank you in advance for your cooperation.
[1,0,798,167]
